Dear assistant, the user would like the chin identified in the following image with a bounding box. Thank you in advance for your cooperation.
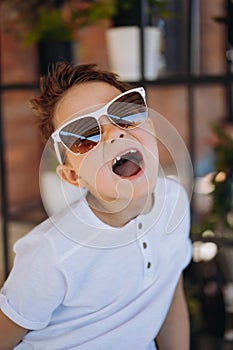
[123,178,156,200]
[133,183,155,199]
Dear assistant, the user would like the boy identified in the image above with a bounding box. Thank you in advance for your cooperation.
[0,63,192,349]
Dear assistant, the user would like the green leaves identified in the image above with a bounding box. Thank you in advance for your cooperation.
[3,0,116,45]
[211,124,233,172]
[25,8,73,45]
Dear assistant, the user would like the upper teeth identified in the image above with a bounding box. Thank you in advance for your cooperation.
[113,149,137,165]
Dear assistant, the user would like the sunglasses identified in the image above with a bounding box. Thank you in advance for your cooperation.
[51,87,147,164]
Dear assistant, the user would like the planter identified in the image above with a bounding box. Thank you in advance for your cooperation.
[106,26,162,81]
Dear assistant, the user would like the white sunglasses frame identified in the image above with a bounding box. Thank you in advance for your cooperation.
[51,87,147,164]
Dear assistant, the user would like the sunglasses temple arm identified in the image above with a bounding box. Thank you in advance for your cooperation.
[53,141,63,165]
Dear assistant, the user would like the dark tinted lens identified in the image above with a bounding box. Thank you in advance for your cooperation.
[107,91,147,129]
[59,117,100,154]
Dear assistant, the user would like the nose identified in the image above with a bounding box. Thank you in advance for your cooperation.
[100,115,126,144]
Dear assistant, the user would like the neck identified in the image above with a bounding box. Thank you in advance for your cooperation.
[86,192,154,227]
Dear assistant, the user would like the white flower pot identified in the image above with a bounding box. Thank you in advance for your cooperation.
[106,26,162,81]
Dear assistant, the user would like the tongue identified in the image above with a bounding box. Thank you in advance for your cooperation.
[113,159,141,177]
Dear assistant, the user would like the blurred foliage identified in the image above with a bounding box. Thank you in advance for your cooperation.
[116,0,172,19]
[193,124,233,235]
[212,124,233,172]
[113,0,173,26]
[1,0,173,45]
[1,0,115,44]
[210,125,233,225]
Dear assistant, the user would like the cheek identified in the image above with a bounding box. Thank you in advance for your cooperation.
[77,154,100,177]
[131,127,159,180]
[74,151,114,185]
[132,125,158,156]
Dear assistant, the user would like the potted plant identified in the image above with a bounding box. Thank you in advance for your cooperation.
[2,0,115,74]
[193,123,233,237]
[207,124,233,234]
[106,0,172,81]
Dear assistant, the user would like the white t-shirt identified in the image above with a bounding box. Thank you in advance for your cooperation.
[0,178,192,350]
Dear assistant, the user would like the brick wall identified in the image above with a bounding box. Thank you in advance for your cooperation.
[0,0,228,216]
[0,13,111,216]
[0,27,43,215]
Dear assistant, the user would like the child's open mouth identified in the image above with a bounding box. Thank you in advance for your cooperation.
[112,149,143,178]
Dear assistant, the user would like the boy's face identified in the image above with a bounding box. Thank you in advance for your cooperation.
[53,81,158,206]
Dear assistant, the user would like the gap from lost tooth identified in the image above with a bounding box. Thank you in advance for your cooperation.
[112,150,143,177]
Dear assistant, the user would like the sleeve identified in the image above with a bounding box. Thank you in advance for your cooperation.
[0,231,66,330]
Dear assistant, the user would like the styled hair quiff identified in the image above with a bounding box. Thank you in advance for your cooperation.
[30,62,130,143]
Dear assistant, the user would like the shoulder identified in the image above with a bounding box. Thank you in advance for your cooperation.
[14,198,88,262]
[155,178,192,268]
[156,177,190,212]
[156,176,189,197]
[154,177,191,234]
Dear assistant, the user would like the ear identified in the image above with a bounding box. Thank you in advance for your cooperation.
[56,164,83,188]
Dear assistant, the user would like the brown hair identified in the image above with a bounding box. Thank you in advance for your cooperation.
[30,62,130,143]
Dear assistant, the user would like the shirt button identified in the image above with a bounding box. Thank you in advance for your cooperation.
[138,222,143,229]
[147,262,151,269]
[142,242,147,249]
